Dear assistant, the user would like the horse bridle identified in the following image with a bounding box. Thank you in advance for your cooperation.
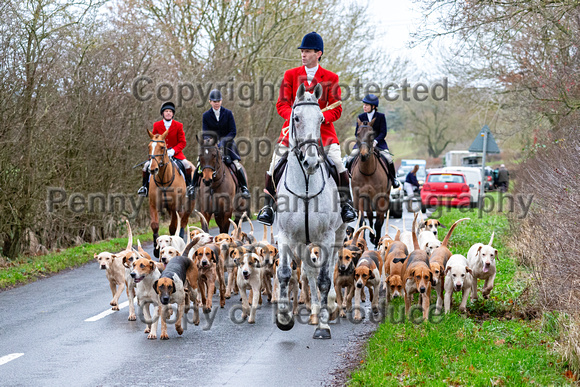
[199,144,224,184]
[284,100,327,244]
[356,122,378,176]
[148,139,176,187]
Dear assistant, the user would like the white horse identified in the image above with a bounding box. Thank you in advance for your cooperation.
[275,83,346,339]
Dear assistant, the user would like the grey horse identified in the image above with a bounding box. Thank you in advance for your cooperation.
[275,83,346,339]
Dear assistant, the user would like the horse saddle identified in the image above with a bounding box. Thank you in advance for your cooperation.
[273,150,339,190]
[172,158,187,179]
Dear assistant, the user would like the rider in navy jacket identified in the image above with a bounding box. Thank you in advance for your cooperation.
[192,89,250,199]
[345,94,399,188]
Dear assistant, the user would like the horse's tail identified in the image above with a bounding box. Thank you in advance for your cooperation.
[174,211,181,238]
[125,219,133,251]
[195,210,209,233]
[441,218,470,248]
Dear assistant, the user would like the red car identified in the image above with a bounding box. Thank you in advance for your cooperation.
[421,170,471,209]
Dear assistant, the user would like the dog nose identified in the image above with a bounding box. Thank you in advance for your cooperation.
[339,265,346,271]
[356,283,363,289]
[161,258,167,263]
[243,270,249,276]
[100,265,106,270]
[161,297,170,304]
[420,286,426,293]
[130,272,136,278]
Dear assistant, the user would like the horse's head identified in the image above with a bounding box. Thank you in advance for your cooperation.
[356,118,376,162]
[197,135,220,186]
[290,83,324,175]
[147,129,169,176]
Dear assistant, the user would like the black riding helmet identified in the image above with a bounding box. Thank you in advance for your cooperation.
[209,89,222,101]
[160,101,176,116]
[362,94,379,108]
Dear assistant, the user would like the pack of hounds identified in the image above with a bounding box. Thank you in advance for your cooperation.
[94,210,498,340]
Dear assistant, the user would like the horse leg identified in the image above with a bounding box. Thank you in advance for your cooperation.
[149,199,160,258]
[215,212,230,234]
[314,233,340,339]
[366,207,374,246]
[374,210,385,247]
[275,240,294,331]
[169,211,177,236]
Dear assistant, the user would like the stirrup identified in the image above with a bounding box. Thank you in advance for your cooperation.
[137,186,148,197]
[392,179,400,188]
[341,202,357,223]
[257,206,274,226]
[240,186,251,199]
[186,185,195,198]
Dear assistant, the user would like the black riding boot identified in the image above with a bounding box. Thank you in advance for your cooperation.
[387,159,400,188]
[235,167,251,199]
[338,171,357,223]
[138,170,149,197]
[189,168,200,199]
[185,167,195,197]
[257,173,275,226]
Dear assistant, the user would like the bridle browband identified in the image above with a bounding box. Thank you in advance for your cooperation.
[199,143,225,188]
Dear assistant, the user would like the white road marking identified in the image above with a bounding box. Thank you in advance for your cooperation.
[85,301,129,322]
[0,353,24,366]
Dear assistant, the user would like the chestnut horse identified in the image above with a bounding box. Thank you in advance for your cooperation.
[147,129,193,257]
[350,119,391,247]
[196,136,248,234]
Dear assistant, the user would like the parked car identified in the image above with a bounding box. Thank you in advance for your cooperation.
[421,170,471,211]
[440,166,482,208]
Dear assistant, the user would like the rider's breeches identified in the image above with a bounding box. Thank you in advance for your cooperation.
[404,182,415,197]
[348,148,393,163]
[268,143,346,176]
[142,158,194,172]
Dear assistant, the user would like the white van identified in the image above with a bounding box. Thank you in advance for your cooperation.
[441,167,482,207]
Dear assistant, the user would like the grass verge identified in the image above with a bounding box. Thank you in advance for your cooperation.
[349,204,573,386]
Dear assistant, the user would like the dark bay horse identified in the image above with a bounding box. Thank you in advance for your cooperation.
[147,129,193,257]
[350,119,391,247]
[196,136,248,234]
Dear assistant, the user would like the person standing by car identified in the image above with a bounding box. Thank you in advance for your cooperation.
[497,164,509,192]
[404,165,420,196]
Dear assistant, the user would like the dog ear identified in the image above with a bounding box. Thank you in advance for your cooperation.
[368,269,375,280]
[408,268,416,278]
[438,221,446,228]
[419,221,426,229]
[445,266,452,275]
[153,280,159,293]
[150,260,155,270]
[291,260,297,271]
[94,253,98,259]
[466,266,472,275]
[254,256,261,268]
[171,280,176,294]
[494,249,498,259]
[273,247,279,256]
[122,255,131,269]
[210,249,217,263]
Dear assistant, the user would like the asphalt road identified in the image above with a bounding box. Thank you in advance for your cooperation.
[0,207,425,386]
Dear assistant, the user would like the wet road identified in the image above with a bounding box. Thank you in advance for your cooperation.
[0,209,424,386]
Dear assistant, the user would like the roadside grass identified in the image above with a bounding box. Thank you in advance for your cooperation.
[0,217,219,290]
[349,200,571,386]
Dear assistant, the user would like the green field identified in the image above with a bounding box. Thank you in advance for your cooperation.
[349,207,572,386]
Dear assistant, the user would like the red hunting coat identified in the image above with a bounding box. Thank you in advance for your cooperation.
[152,120,186,160]
[276,65,342,147]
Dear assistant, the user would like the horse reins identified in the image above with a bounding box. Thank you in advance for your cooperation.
[149,140,176,202]
[356,124,378,176]
[199,144,225,191]
[284,100,328,244]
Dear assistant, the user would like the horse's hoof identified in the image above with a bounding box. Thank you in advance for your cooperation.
[276,315,294,331]
[313,327,331,340]
[153,247,160,259]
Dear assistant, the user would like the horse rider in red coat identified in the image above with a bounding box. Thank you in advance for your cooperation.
[256,31,357,225]
[138,101,195,197]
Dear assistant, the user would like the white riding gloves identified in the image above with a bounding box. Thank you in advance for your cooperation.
[167,149,175,157]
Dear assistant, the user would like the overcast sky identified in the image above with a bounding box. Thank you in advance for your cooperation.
[359,0,447,78]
